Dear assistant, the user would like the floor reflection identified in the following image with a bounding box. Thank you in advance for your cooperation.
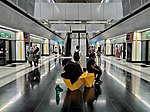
[61,84,102,112]
[61,89,83,112]
[104,60,150,110]
[28,68,40,88]
[84,84,102,112]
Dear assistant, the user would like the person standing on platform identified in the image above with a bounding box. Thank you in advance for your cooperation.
[33,45,40,67]
[59,47,61,55]
[96,47,101,66]
[74,46,82,62]
[28,47,34,67]
[88,46,92,56]
[88,46,95,56]
[115,45,120,58]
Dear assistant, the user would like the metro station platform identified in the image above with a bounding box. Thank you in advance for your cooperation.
[0,56,150,112]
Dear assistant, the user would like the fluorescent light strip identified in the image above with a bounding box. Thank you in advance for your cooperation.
[111,34,127,39]
[30,36,44,41]
[30,34,46,40]
[137,28,150,32]
[0,25,20,32]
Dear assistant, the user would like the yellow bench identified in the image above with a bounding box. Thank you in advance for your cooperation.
[63,72,95,91]
[80,72,95,88]
[63,78,83,91]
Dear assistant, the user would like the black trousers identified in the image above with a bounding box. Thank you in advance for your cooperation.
[34,57,39,67]
[29,61,32,67]
[90,70,102,81]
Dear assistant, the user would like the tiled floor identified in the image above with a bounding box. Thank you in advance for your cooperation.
[0,56,150,112]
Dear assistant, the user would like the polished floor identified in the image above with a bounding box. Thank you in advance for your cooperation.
[0,57,150,112]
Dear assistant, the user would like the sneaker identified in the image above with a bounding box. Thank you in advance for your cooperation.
[95,80,103,85]
[95,81,100,85]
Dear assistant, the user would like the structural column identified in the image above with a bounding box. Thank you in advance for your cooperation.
[106,39,111,56]
[132,32,141,62]
[16,31,25,62]
[43,39,49,56]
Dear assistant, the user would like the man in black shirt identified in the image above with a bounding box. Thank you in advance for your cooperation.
[87,53,102,84]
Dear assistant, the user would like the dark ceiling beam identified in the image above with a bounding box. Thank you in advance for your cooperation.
[0,0,64,40]
[90,1,150,40]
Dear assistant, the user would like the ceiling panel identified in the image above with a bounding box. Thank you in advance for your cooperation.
[91,3,104,20]
[66,3,79,20]
[79,4,91,20]
[54,3,66,20]
[0,1,62,40]
[93,5,150,40]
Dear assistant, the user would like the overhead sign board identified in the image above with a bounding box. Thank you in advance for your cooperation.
[54,37,58,42]
[59,41,64,45]
[71,33,78,39]
[80,33,86,39]
[0,32,11,38]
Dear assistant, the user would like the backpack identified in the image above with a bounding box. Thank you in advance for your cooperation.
[73,51,80,61]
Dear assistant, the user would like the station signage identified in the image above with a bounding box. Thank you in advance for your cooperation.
[80,33,86,39]
[122,37,126,42]
[146,33,150,38]
[59,41,64,45]
[50,40,54,45]
[54,37,58,42]
[30,38,33,42]
[111,39,117,43]
[0,32,11,38]
[71,33,78,39]
[95,38,100,42]
[90,42,96,45]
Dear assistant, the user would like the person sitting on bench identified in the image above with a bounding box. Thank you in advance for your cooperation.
[61,59,83,85]
[87,53,102,84]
